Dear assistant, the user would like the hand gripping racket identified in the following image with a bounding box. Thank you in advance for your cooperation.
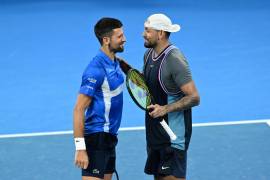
[126,69,177,141]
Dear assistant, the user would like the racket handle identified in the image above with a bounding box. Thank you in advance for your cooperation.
[160,120,177,141]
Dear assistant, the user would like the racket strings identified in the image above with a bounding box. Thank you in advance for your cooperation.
[128,71,152,108]
[129,72,148,89]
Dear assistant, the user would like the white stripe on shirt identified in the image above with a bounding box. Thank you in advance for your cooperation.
[101,77,124,132]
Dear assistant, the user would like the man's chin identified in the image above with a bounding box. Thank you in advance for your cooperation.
[114,47,124,53]
[118,49,124,52]
[144,42,152,48]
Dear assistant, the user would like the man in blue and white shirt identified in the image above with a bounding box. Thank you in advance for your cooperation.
[73,17,126,180]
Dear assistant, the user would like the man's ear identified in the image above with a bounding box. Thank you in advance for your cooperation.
[157,30,163,40]
[159,30,165,39]
[102,36,110,45]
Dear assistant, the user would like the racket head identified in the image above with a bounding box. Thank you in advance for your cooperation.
[126,69,152,110]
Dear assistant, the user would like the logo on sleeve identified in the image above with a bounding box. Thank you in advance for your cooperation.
[86,86,94,90]
[87,78,97,84]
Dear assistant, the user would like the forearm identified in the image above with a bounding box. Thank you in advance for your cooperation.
[73,108,85,138]
[73,107,88,168]
[166,94,200,113]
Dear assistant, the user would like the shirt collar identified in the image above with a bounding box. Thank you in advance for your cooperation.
[98,49,116,65]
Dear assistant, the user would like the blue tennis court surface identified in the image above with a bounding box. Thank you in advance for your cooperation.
[0,0,270,179]
[1,123,270,180]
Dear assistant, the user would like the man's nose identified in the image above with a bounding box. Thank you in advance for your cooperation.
[122,35,126,42]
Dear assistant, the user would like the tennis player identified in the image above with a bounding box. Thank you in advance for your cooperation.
[73,17,126,180]
[142,14,200,180]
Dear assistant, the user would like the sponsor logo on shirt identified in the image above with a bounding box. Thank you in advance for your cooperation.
[87,78,97,83]
[86,86,94,90]
[161,166,170,170]
[92,169,100,174]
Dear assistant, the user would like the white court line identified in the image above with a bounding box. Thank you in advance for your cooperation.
[0,130,73,139]
[192,119,270,127]
[119,126,145,131]
[0,119,269,139]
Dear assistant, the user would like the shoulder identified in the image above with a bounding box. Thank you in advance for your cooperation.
[82,57,105,80]
[165,48,189,67]
[167,48,187,62]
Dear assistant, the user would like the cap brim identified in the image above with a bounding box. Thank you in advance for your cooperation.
[167,24,180,32]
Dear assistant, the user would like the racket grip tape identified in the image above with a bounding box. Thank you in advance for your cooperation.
[160,120,177,141]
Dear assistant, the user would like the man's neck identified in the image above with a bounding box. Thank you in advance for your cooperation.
[153,41,170,57]
[101,46,115,61]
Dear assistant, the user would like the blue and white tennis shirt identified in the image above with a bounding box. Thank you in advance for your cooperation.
[79,50,124,135]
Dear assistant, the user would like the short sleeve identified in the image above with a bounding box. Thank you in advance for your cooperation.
[79,65,104,97]
[167,49,192,87]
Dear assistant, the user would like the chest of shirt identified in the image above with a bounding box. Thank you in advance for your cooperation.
[103,65,124,91]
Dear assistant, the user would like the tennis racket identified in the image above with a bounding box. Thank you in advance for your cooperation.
[126,69,177,141]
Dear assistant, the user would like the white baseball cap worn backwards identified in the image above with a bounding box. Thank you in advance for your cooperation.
[144,13,181,33]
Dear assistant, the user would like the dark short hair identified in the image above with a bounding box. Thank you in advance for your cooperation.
[94,17,123,45]
[164,31,171,39]
[155,30,171,39]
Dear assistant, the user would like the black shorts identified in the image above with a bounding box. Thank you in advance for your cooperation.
[144,146,187,178]
[82,132,118,178]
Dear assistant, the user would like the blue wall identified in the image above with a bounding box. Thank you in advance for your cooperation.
[1,0,270,134]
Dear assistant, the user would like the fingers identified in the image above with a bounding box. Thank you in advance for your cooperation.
[147,104,155,110]
[74,150,89,169]
[147,104,166,118]
[147,104,158,117]
[75,158,89,169]
[83,160,89,169]
[75,159,88,169]
[149,110,157,118]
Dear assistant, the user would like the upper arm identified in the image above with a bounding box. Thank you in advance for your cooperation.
[79,64,104,97]
[167,50,192,88]
[74,94,92,111]
[167,50,200,100]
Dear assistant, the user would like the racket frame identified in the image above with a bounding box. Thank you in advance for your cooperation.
[126,69,151,110]
[126,69,177,141]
